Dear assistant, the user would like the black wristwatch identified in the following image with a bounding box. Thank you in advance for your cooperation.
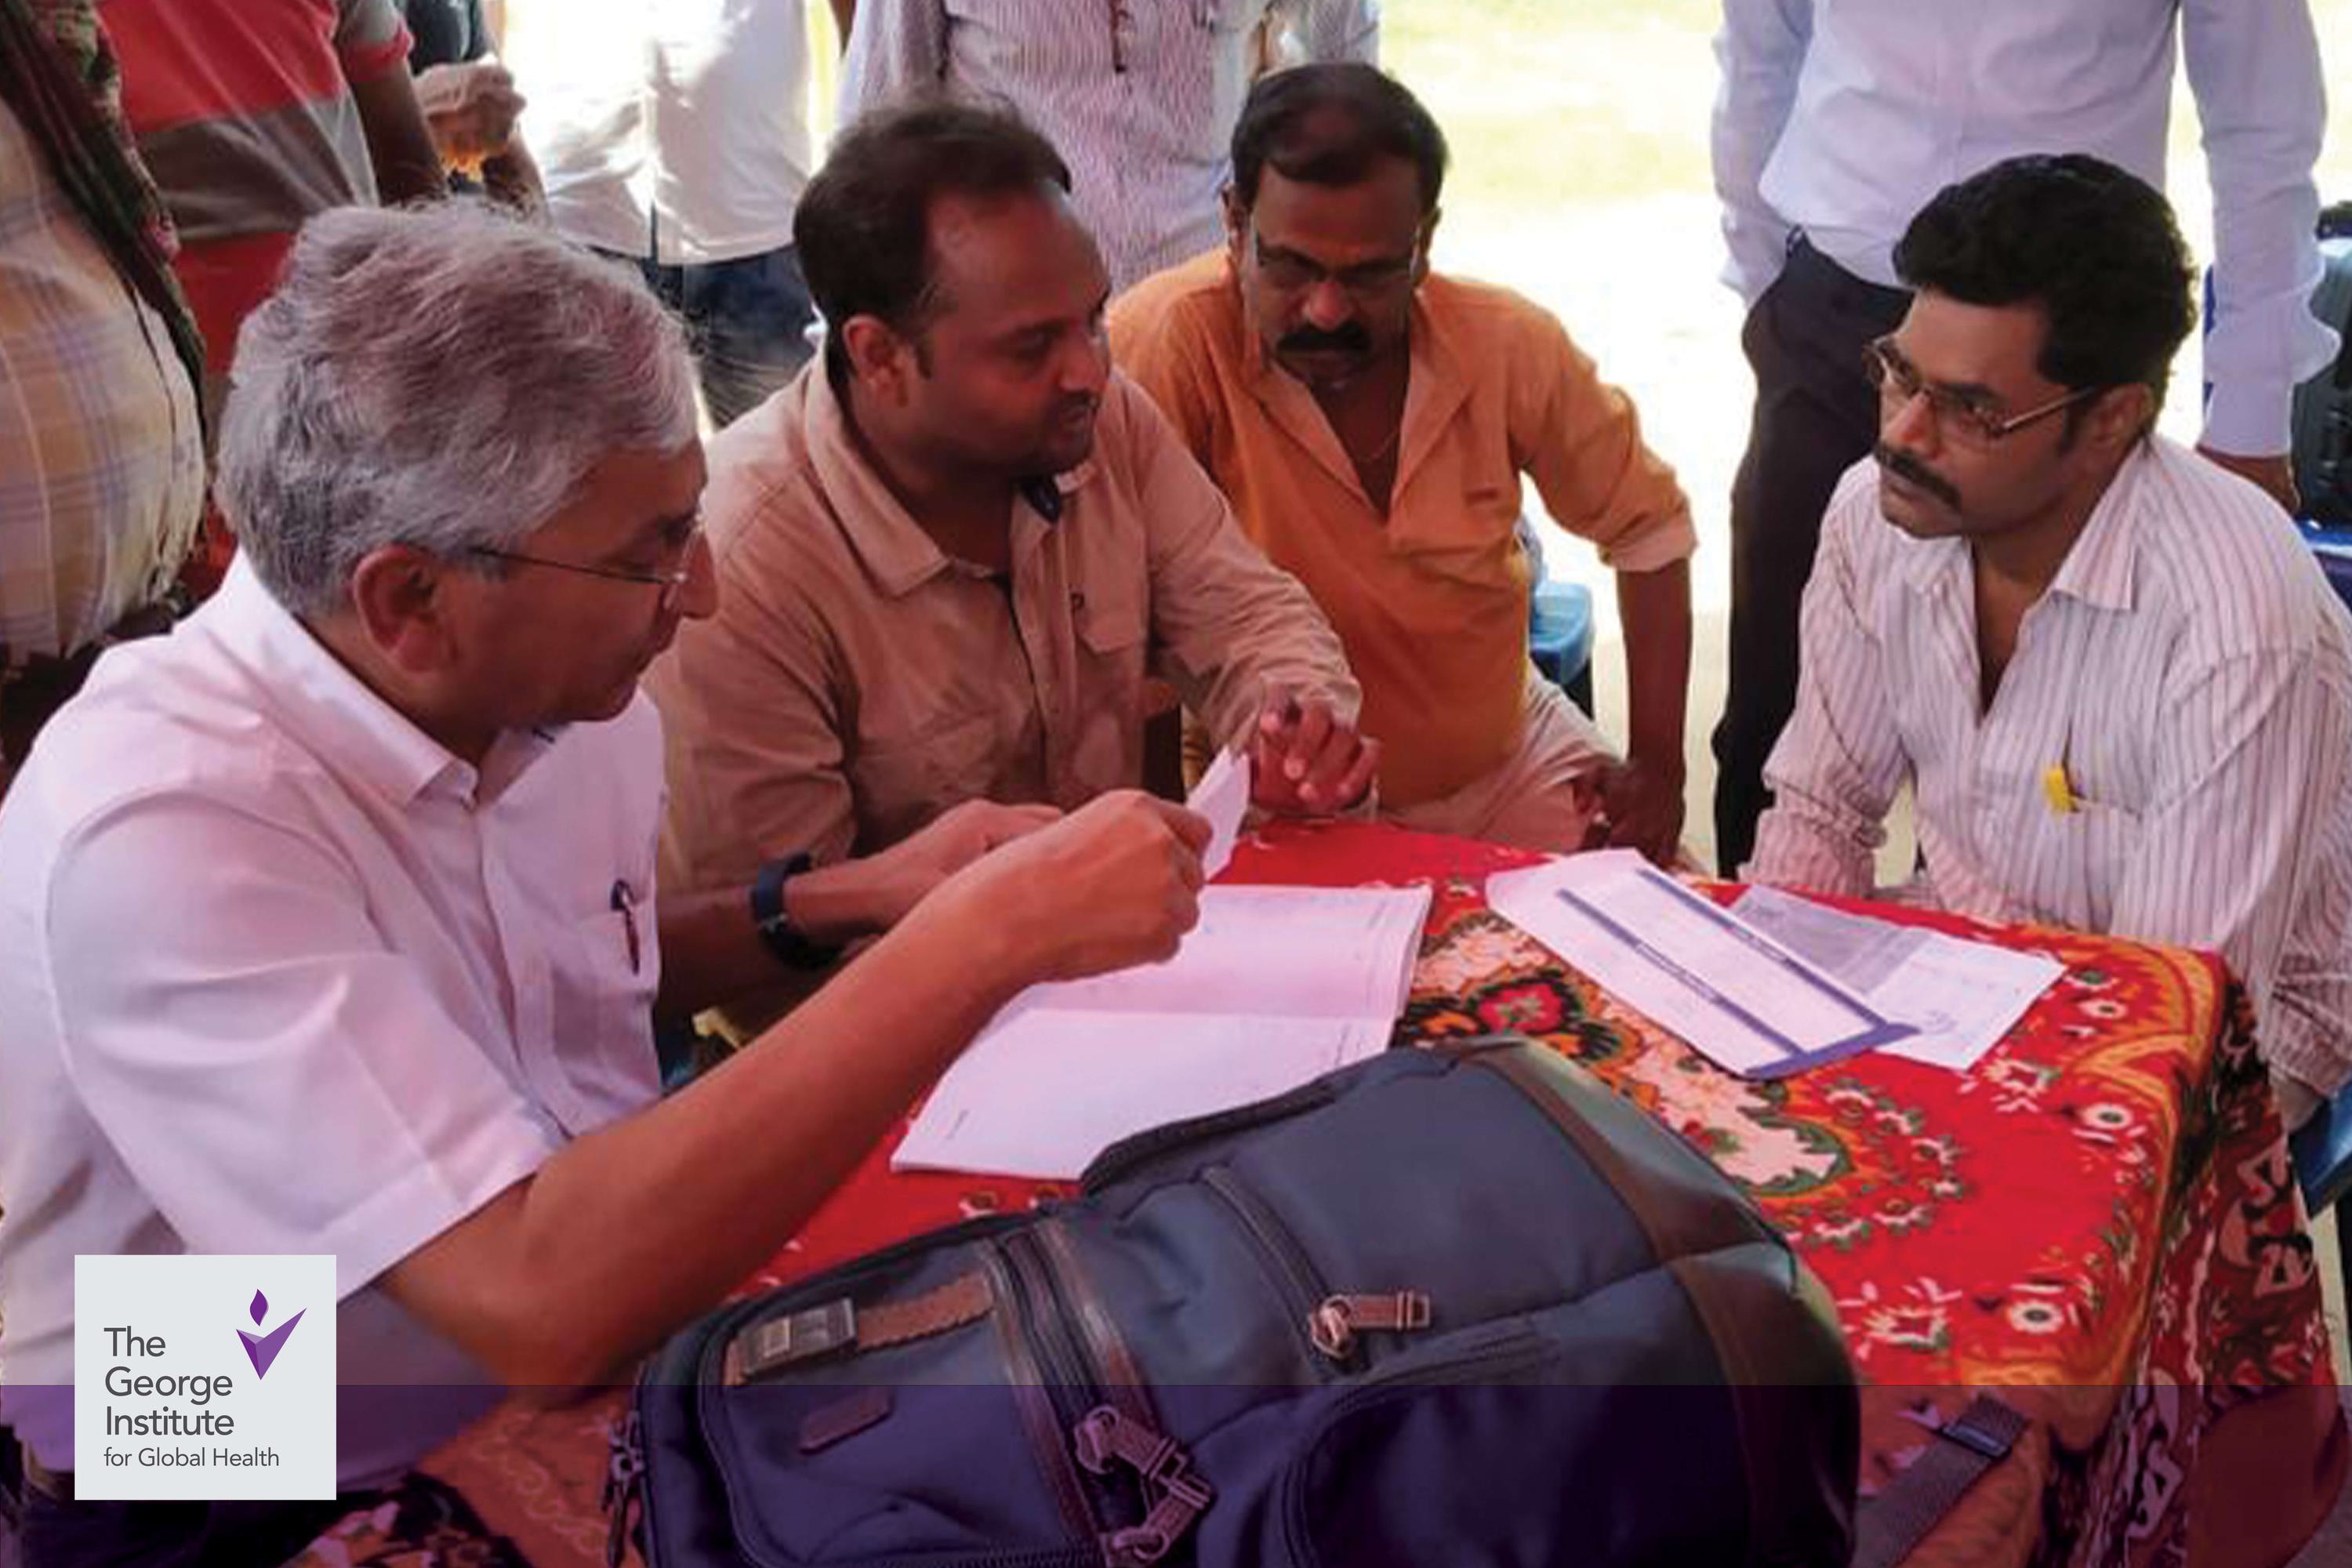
[750,853,843,970]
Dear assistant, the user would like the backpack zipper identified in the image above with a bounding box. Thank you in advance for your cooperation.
[1201,1165,1344,1374]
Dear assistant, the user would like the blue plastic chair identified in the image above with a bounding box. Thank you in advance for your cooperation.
[1529,579,1595,717]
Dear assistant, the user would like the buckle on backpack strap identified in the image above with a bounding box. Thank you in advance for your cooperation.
[726,1298,858,1384]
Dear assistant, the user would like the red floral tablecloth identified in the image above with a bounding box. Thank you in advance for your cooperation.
[376,821,2343,1568]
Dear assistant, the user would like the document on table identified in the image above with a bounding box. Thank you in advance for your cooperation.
[894,883,1432,1180]
[1485,851,1913,1078]
[1188,746,1251,880]
[1730,886,2063,1073]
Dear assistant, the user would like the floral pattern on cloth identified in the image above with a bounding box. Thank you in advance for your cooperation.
[407,821,2338,1567]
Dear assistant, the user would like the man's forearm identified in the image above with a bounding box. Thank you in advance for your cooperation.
[655,858,916,1018]
[1615,559,1693,773]
[388,898,1029,1389]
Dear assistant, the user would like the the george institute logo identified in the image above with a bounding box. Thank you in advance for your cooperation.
[236,1290,305,1379]
[75,1254,336,1500]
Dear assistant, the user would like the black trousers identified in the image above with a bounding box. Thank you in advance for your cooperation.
[1710,237,1911,875]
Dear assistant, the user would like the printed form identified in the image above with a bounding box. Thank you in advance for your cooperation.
[1486,851,1912,1078]
[895,884,1432,1180]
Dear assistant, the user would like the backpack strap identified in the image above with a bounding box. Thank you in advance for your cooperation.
[1851,1395,2028,1568]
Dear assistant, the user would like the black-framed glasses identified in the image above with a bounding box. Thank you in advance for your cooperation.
[468,528,705,615]
[1251,231,1419,301]
[1863,336,2105,449]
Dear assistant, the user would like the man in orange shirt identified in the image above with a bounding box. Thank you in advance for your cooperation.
[1112,64,1695,859]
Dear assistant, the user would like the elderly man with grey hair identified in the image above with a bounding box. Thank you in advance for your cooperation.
[0,200,1208,1558]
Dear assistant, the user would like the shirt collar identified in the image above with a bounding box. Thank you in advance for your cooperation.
[1232,256,1468,502]
[801,364,1097,600]
[2043,441,2147,613]
[1888,441,2147,613]
[209,556,555,808]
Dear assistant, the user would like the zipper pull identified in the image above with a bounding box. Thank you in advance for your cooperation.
[602,1408,647,1568]
[1308,1291,1432,1361]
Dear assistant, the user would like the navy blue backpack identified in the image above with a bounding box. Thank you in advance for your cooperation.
[612,1038,1860,1567]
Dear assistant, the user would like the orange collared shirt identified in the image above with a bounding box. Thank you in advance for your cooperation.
[1111,251,1694,806]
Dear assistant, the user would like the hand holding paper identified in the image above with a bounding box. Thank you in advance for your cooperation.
[1186,746,1251,880]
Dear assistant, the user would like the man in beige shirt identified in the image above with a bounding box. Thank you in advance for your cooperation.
[649,100,1370,930]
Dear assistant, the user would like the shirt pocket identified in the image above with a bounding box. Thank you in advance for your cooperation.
[2068,800,2141,931]
[848,709,1003,848]
[545,905,661,1134]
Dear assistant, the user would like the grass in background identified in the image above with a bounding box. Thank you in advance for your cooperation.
[1384,0,1719,211]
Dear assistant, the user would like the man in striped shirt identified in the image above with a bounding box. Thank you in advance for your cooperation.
[1750,154,2352,1127]
[837,0,1377,294]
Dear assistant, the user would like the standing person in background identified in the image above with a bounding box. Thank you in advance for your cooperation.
[837,0,1378,294]
[1707,0,2338,876]
[398,0,543,210]
[0,0,205,786]
[503,0,820,427]
[99,0,447,593]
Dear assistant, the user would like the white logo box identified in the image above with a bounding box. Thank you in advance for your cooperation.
[74,1254,336,1500]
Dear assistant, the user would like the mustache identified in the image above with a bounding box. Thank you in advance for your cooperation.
[1277,322,1371,357]
[1053,392,1100,423]
[1875,443,1961,508]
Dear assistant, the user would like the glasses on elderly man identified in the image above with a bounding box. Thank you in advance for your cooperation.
[468,528,705,615]
[1862,336,2106,450]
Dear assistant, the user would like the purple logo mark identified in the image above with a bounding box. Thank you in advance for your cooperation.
[236,1289,305,1380]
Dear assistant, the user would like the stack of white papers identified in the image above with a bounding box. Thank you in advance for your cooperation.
[1730,886,2062,1073]
[895,884,1432,1180]
[1486,851,1912,1079]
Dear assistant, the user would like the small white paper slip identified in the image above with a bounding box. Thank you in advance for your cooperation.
[1187,746,1252,880]
[1485,851,1912,1078]
[1730,886,2063,1073]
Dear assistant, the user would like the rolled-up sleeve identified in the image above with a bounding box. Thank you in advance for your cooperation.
[46,790,557,1303]
[334,0,416,82]
[1748,485,1904,894]
[1117,377,1360,750]
[1512,310,1696,575]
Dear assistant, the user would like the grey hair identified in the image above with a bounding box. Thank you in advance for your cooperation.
[216,200,698,619]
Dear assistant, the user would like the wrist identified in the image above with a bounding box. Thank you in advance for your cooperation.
[750,855,848,969]
[781,856,906,946]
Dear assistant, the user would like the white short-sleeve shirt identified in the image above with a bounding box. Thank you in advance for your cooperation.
[0,558,666,1486]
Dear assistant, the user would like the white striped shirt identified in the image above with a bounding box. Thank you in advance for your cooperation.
[1750,437,2352,1094]
[838,0,1378,293]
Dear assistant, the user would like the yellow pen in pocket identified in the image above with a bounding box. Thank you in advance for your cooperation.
[2042,761,2078,815]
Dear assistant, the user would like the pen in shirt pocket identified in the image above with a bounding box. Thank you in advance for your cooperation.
[610,877,641,973]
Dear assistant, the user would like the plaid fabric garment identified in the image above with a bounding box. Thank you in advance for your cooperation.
[0,27,205,664]
[0,0,205,403]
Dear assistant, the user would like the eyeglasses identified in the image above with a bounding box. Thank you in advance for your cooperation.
[1251,232,1418,301]
[1863,336,2105,449]
[468,528,706,615]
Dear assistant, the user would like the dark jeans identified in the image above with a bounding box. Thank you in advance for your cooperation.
[620,244,818,428]
[1709,236,1911,875]
[0,1432,363,1568]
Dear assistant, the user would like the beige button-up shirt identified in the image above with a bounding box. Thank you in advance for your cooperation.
[648,365,1359,895]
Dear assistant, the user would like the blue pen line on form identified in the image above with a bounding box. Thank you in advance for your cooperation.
[1629,865,1893,1020]
[1552,887,1806,1058]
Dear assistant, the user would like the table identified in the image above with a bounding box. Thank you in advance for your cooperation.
[319,821,2346,1568]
